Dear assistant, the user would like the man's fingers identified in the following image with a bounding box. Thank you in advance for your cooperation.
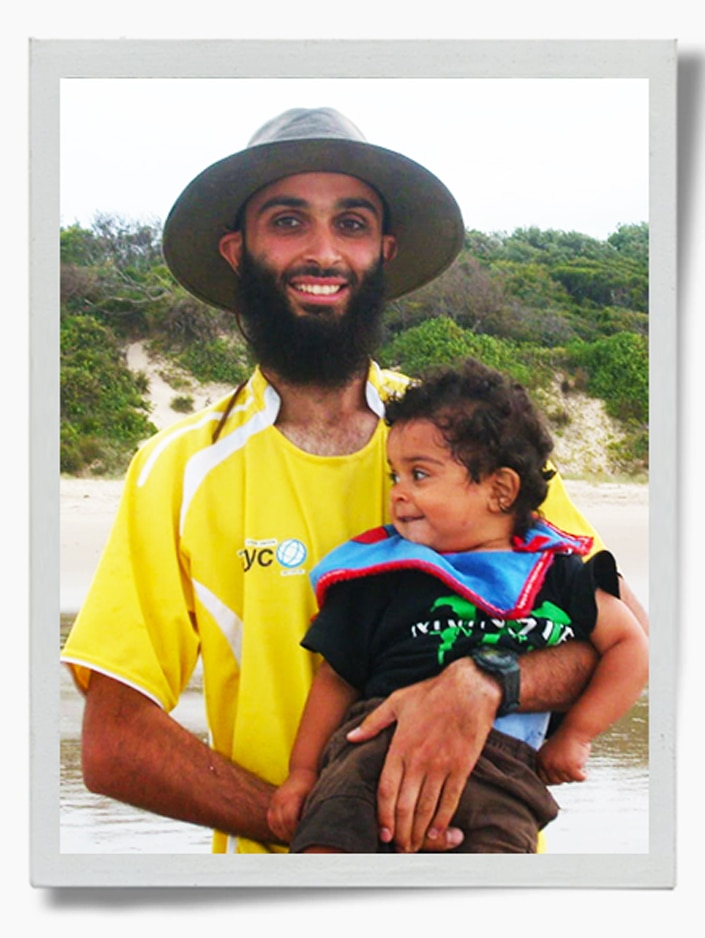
[408,775,445,852]
[388,767,424,852]
[346,698,396,743]
[375,751,404,843]
[381,769,467,853]
[378,759,463,854]
[425,773,466,844]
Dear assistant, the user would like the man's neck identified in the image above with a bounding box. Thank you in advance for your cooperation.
[262,366,380,456]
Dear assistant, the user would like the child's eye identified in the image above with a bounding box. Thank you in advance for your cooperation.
[412,468,429,482]
[388,471,399,485]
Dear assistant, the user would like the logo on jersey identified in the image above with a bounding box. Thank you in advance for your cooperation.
[276,538,308,568]
[238,537,309,576]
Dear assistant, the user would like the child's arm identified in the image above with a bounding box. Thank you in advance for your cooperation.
[537,588,648,785]
[267,661,360,842]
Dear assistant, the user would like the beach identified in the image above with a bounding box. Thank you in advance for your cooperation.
[58,474,650,855]
[60,476,649,614]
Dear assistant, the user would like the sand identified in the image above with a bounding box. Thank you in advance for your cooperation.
[60,476,648,615]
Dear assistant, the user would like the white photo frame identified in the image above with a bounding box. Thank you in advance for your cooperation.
[31,38,675,888]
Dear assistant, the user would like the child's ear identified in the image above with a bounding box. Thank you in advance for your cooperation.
[490,468,521,514]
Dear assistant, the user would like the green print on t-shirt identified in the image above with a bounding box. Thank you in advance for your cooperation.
[428,596,574,665]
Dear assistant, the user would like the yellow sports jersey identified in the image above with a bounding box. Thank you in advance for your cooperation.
[61,362,602,854]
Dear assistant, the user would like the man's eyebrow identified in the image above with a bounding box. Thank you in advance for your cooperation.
[336,197,382,216]
[254,195,308,215]
[254,195,382,217]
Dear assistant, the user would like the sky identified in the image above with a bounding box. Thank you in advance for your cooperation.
[60,76,649,241]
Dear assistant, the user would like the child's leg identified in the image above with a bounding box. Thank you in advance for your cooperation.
[289,698,396,854]
[440,729,559,854]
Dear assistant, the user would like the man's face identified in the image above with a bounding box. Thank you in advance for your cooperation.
[219,172,398,387]
[224,172,397,319]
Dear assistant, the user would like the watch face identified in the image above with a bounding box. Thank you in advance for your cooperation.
[475,647,518,669]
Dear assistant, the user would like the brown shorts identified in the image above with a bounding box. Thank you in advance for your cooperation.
[289,698,559,854]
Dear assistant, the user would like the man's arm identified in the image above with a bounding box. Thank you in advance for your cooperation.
[518,636,598,712]
[81,672,279,846]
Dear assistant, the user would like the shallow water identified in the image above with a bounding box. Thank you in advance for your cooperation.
[59,663,648,855]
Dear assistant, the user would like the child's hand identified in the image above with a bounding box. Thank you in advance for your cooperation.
[537,730,592,785]
[267,769,318,843]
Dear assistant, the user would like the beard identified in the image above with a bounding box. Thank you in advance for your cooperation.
[235,247,387,388]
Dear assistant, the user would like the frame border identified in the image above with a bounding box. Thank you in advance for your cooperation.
[31,38,676,889]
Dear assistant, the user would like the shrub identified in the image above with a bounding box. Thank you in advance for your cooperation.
[178,336,249,385]
[379,316,550,389]
[567,332,649,424]
[61,314,156,473]
[171,394,195,413]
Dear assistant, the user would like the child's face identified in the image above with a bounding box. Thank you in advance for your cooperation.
[386,419,513,553]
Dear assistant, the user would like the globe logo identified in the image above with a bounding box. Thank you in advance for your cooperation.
[276,538,308,569]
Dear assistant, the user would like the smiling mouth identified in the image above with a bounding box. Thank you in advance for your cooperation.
[292,282,345,297]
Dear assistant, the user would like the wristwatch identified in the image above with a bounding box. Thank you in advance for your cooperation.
[470,647,520,717]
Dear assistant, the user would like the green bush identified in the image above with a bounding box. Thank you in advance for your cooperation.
[61,315,156,473]
[567,332,649,424]
[177,336,249,385]
[379,316,551,388]
[171,394,195,413]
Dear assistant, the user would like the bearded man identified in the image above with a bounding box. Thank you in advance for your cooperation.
[61,108,648,855]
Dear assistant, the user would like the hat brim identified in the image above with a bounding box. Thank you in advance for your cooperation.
[162,137,465,312]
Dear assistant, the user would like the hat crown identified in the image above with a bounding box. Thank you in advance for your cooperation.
[247,107,368,148]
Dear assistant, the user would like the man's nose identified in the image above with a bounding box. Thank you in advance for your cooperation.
[304,224,343,267]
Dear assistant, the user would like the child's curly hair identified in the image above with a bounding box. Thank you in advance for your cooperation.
[384,358,556,538]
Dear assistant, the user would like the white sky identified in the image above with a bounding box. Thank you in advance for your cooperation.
[60,77,649,241]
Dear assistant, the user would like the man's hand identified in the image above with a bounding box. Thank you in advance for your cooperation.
[347,658,501,853]
[267,769,318,843]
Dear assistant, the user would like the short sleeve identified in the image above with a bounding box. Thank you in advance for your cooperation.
[60,439,200,711]
[545,550,620,639]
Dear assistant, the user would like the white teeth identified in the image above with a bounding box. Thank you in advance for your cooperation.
[295,283,342,295]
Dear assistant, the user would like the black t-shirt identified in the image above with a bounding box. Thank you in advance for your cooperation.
[302,551,619,698]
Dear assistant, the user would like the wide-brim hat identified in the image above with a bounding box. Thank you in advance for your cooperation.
[162,108,465,312]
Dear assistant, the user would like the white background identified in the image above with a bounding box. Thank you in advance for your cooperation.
[4,5,700,934]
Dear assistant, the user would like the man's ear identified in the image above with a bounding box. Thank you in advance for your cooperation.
[381,234,398,265]
[490,468,521,514]
[219,231,244,273]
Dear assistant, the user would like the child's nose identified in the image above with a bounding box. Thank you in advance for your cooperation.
[391,483,409,504]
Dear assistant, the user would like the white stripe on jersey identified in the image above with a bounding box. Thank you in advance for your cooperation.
[192,578,243,666]
[179,384,281,535]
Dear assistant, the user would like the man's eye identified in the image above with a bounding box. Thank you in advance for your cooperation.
[272,215,302,229]
[337,216,367,232]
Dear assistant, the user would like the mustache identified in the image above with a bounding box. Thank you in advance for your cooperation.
[283,263,357,285]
